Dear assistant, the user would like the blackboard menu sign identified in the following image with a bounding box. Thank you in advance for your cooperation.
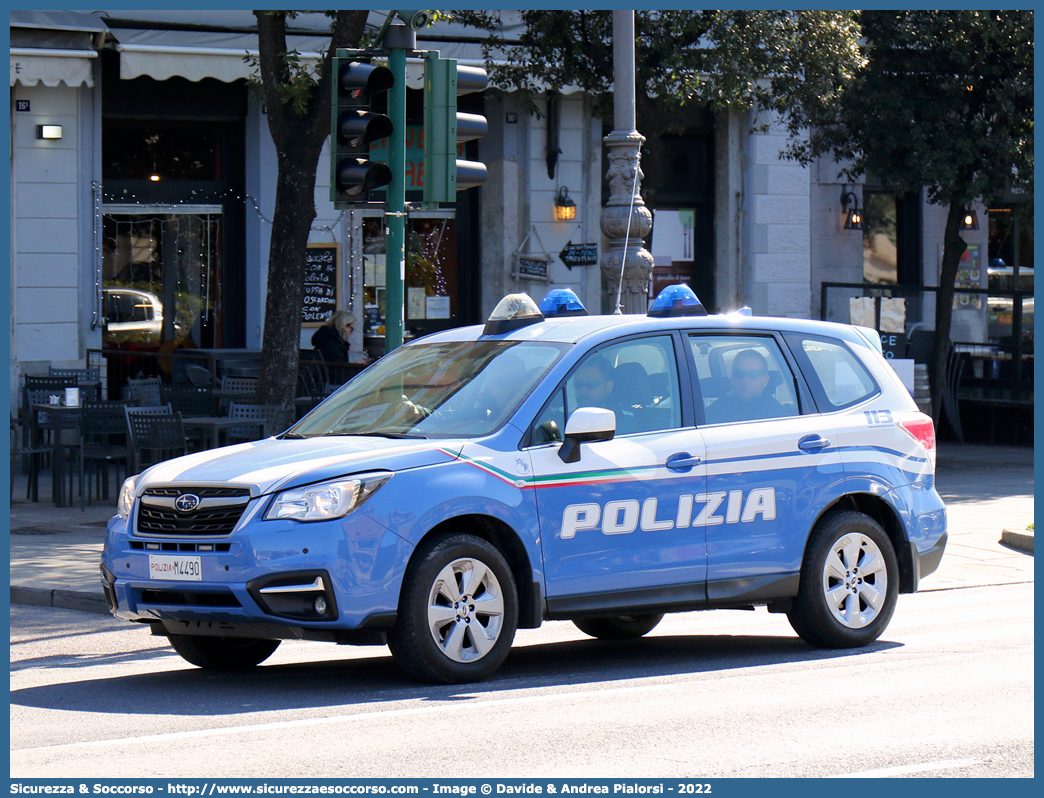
[302,243,341,326]
[516,254,551,282]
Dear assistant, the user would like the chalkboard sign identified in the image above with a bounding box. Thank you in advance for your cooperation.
[302,243,341,326]
[516,254,551,282]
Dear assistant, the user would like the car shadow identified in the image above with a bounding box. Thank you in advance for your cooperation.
[10,632,903,716]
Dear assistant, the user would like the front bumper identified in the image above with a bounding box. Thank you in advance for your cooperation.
[100,503,413,634]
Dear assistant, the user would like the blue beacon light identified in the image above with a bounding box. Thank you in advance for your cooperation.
[648,284,707,317]
[538,288,589,318]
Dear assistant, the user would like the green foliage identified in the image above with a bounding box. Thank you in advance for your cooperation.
[787,10,1033,208]
[243,12,326,118]
[448,10,863,124]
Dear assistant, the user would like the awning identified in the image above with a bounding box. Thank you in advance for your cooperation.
[113,28,311,83]
[10,49,97,87]
[113,28,474,89]
[10,9,107,88]
[110,26,575,93]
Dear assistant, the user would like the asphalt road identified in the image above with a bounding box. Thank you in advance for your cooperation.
[10,581,1033,779]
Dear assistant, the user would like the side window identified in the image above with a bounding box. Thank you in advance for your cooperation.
[689,335,800,425]
[531,335,681,441]
[532,387,565,444]
[796,337,878,409]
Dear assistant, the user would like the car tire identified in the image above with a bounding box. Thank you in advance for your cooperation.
[572,614,664,640]
[388,533,518,684]
[787,510,899,648]
[167,635,281,670]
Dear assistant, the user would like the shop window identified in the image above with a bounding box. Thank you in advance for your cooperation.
[360,214,458,339]
[101,208,222,350]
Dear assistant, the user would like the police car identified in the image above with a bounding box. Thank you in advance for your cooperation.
[101,285,946,683]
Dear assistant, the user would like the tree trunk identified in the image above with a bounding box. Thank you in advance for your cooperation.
[251,11,368,409]
[255,151,320,406]
[929,200,969,424]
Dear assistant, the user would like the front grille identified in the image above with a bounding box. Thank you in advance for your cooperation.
[136,487,251,537]
[139,589,242,608]
[143,487,249,499]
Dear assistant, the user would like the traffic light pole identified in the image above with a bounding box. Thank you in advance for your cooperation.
[333,19,486,353]
[383,31,410,354]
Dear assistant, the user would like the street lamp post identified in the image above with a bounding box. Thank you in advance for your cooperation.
[600,10,654,314]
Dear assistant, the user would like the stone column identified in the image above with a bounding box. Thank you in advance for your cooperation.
[600,10,654,314]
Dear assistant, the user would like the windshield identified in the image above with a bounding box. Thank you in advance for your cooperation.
[288,340,567,439]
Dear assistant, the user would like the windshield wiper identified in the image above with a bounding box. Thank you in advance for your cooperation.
[277,432,308,439]
[325,431,427,440]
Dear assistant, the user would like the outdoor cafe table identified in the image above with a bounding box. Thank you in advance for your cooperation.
[30,403,81,507]
[181,416,266,450]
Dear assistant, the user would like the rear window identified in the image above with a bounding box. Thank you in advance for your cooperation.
[794,336,878,409]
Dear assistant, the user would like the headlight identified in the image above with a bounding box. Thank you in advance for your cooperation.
[117,476,138,519]
[264,473,392,522]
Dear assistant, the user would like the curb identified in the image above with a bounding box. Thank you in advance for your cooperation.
[1000,529,1034,554]
[10,586,110,615]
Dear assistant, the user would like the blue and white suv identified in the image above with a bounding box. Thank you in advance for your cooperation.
[101,286,947,683]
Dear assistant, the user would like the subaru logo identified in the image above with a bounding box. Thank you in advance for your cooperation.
[174,494,201,513]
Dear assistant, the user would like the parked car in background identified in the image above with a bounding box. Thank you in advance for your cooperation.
[103,288,163,342]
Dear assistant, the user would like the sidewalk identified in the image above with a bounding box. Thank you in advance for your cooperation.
[7,442,1034,615]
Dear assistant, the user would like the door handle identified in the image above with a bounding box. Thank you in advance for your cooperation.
[798,434,831,451]
[666,452,701,471]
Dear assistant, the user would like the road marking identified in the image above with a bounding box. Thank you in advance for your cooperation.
[12,682,676,753]
[830,758,981,778]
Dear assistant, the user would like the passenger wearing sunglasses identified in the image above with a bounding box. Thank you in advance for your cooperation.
[705,349,785,424]
[572,355,615,411]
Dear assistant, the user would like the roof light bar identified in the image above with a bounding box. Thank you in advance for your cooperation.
[648,284,707,318]
[538,288,589,318]
[483,293,545,335]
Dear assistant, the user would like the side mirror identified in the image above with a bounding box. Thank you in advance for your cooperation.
[558,407,615,463]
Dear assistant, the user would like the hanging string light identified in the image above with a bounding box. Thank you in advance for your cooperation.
[90,181,104,330]
[99,186,345,234]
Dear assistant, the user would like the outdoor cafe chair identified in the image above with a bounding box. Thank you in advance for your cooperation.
[79,400,132,510]
[160,384,216,451]
[26,388,83,505]
[10,414,50,502]
[125,409,187,472]
[217,375,259,413]
[227,402,293,444]
[21,376,77,444]
[49,366,100,381]
[160,384,214,416]
[126,376,162,407]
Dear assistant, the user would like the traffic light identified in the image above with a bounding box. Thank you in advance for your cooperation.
[331,56,395,205]
[423,54,488,204]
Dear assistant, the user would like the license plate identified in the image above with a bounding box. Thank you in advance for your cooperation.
[149,555,202,582]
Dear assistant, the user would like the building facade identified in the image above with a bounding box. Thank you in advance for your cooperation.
[10,9,1027,413]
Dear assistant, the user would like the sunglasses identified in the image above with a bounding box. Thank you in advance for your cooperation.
[733,368,768,380]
